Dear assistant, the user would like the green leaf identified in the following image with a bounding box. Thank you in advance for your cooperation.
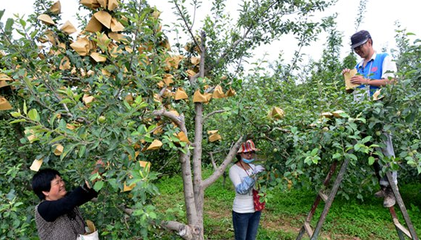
[354,144,361,152]
[49,113,58,127]
[10,112,21,118]
[23,101,27,115]
[79,145,87,158]
[60,143,77,160]
[59,99,73,104]
[5,18,14,34]
[28,109,40,122]
[124,100,132,110]
[49,135,66,144]
[345,153,358,161]
[0,10,4,20]
[361,136,372,144]
[93,181,104,192]
[368,156,375,165]
[107,178,118,191]
[9,119,26,124]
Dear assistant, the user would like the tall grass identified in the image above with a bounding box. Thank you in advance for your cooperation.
[153,168,421,239]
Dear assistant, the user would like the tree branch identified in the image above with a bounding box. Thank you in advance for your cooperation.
[162,221,197,240]
[173,0,201,51]
[202,110,226,123]
[202,136,243,189]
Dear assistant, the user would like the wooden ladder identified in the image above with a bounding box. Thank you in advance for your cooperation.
[296,159,419,240]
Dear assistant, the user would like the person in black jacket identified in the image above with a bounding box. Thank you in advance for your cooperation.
[32,168,99,240]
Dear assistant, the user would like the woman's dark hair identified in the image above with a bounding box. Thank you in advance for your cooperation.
[32,168,61,200]
[235,154,241,163]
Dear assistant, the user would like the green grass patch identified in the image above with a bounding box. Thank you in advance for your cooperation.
[153,169,421,239]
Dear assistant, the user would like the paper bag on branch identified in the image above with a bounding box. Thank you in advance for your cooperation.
[30,158,43,172]
[0,81,8,88]
[146,139,162,151]
[60,21,77,35]
[111,18,124,32]
[80,0,100,9]
[122,182,135,192]
[139,161,151,171]
[59,56,71,70]
[85,16,102,33]
[320,112,333,118]
[97,0,107,8]
[108,0,119,11]
[70,37,90,56]
[0,73,12,81]
[268,107,285,120]
[332,110,345,118]
[225,87,236,97]
[174,88,188,100]
[108,32,125,42]
[50,1,61,14]
[0,97,12,110]
[38,14,55,25]
[176,131,189,143]
[94,11,112,29]
[163,74,174,86]
[193,90,208,103]
[90,52,107,62]
[208,130,221,142]
[212,85,225,99]
[25,129,36,142]
[45,30,57,46]
[190,57,200,66]
[53,144,64,156]
[373,89,384,101]
[82,94,95,104]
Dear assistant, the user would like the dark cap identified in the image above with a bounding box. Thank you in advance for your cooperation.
[351,30,371,49]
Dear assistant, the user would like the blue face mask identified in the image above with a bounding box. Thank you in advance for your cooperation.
[242,158,255,164]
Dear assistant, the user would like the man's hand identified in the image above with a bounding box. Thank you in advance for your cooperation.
[342,68,351,75]
[350,75,368,85]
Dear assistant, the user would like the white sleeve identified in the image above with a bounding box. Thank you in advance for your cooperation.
[229,165,242,187]
[382,55,397,79]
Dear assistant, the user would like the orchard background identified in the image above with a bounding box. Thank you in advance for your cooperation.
[1,0,420,239]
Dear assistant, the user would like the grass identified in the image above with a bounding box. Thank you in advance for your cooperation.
[153,169,421,239]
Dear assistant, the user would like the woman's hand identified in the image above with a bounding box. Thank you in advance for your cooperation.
[253,165,265,175]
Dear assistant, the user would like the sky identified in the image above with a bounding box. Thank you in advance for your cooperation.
[2,0,421,66]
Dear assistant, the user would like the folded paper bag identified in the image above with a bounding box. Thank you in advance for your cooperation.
[60,21,77,35]
[38,14,55,26]
[50,1,61,14]
[344,69,359,92]
[0,97,12,110]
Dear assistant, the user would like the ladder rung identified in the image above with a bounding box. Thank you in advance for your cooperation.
[318,191,328,202]
[304,222,313,237]
[394,221,411,238]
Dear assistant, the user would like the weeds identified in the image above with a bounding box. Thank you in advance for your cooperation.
[154,168,421,239]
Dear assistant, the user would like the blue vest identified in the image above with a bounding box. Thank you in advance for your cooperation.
[355,53,388,96]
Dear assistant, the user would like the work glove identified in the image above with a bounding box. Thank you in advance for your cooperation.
[253,165,265,175]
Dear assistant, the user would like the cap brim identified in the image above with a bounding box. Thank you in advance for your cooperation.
[351,38,368,49]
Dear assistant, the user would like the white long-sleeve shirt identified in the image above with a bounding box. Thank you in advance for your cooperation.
[229,163,256,213]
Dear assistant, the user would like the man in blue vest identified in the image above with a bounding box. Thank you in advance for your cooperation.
[342,30,398,208]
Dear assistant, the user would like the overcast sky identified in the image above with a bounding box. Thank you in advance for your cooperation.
[2,0,421,65]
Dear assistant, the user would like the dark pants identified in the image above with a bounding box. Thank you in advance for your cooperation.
[232,211,261,240]
[374,133,398,188]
